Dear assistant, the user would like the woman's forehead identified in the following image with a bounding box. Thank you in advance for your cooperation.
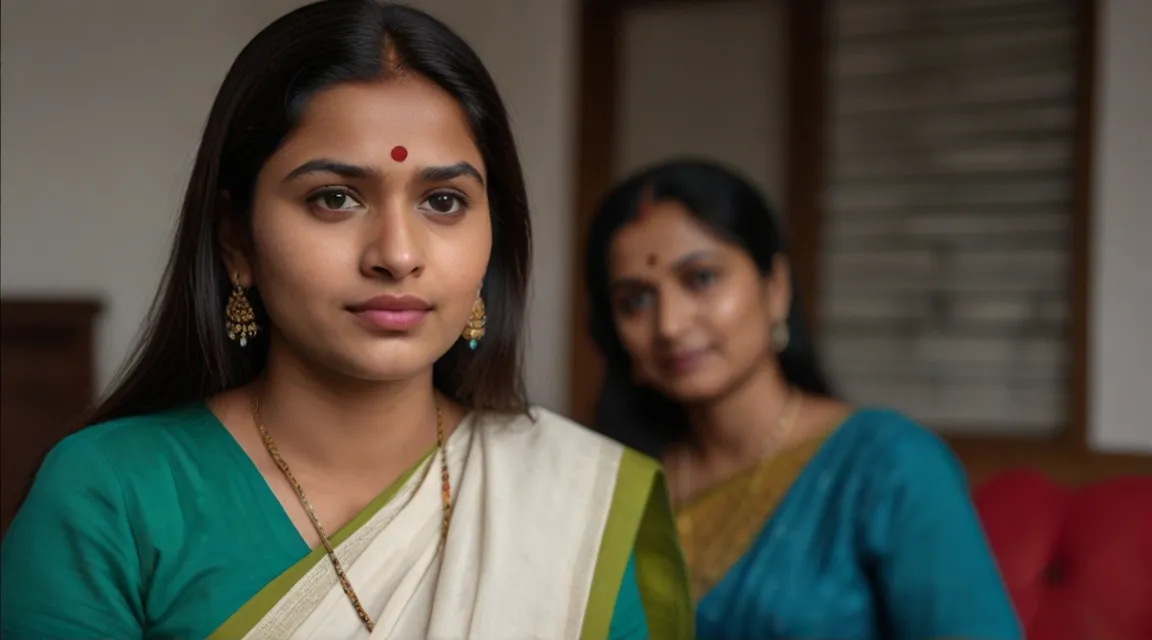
[268,77,484,180]
[609,203,731,273]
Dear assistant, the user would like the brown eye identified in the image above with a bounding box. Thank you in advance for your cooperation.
[685,268,717,291]
[307,188,363,213]
[420,191,467,216]
[617,290,654,315]
[323,192,350,209]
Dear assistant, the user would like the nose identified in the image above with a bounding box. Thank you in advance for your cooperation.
[361,200,425,281]
[654,287,693,343]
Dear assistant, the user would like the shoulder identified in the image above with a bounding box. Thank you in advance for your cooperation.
[831,409,971,517]
[0,414,196,639]
[477,406,641,459]
[45,404,215,473]
[29,404,219,508]
[474,407,661,484]
[837,408,962,477]
[821,409,969,505]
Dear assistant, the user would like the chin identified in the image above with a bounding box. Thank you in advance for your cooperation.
[345,362,429,382]
[321,339,450,383]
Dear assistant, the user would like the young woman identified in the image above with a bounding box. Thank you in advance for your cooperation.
[0,3,691,638]
[584,159,1021,639]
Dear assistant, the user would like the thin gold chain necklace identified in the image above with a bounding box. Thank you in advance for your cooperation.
[676,388,803,597]
[251,393,452,633]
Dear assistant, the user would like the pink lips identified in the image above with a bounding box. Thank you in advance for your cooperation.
[348,295,432,332]
[661,349,711,376]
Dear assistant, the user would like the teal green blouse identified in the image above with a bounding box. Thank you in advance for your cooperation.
[0,404,648,639]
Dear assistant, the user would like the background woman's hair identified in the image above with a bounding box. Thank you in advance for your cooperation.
[584,158,833,456]
[87,0,531,427]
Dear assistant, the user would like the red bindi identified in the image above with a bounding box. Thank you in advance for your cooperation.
[390,145,408,162]
[646,254,658,267]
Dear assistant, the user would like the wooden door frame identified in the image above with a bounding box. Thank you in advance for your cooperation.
[567,0,1150,483]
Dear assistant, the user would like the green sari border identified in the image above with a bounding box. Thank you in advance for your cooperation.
[580,448,693,640]
[206,449,433,640]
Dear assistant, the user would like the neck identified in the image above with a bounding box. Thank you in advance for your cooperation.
[252,342,442,477]
[682,360,792,466]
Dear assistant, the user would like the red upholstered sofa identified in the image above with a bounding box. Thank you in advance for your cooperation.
[974,471,1152,640]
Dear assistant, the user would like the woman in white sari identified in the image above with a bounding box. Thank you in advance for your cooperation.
[0,2,692,638]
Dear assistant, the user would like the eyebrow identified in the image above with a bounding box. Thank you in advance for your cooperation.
[420,161,485,187]
[284,159,381,182]
[608,250,717,292]
[283,158,485,187]
[669,250,716,269]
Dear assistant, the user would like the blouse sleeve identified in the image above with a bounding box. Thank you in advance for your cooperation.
[607,552,649,639]
[860,424,1022,640]
[0,432,145,640]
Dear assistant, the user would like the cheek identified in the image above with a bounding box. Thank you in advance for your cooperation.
[433,216,492,305]
[613,314,656,362]
[440,251,488,308]
[706,286,770,354]
[250,211,346,302]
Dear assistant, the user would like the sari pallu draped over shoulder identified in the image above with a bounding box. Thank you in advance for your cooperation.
[209,408,694,640]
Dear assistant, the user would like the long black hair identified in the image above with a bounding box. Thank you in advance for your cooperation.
[89,0,531,427]
[584,159,832,456]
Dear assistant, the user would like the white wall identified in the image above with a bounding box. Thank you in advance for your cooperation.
[1089,0,1152,453]
[0,0,298,388]
[0,0,577,413]
[2,0,1148,450]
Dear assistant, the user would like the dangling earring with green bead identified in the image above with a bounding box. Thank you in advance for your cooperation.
[462,294,486,350]
[225,274,259,347]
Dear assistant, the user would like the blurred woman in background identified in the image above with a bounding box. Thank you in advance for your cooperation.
[585,158,1020,639]
[0,3,691,638]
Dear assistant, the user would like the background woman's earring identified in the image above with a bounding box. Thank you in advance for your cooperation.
[770,321,790,353]
[462,296,487,350]
[225,277,259,347]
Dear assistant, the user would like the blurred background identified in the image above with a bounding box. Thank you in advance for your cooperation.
[2,0,1149,532]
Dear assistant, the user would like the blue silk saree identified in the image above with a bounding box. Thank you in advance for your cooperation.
[677,409,1022,639]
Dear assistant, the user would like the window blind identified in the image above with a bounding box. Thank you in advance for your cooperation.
[818,0,1078,435]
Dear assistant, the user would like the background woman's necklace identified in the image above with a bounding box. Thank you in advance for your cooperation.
[251,393,452,634]
[675,388,803,598]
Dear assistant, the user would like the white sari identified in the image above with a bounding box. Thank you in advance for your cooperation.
[211,408,691,640]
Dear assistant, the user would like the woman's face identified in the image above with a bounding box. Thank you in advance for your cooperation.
[607,200,789,403]
[227,76,491,382]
